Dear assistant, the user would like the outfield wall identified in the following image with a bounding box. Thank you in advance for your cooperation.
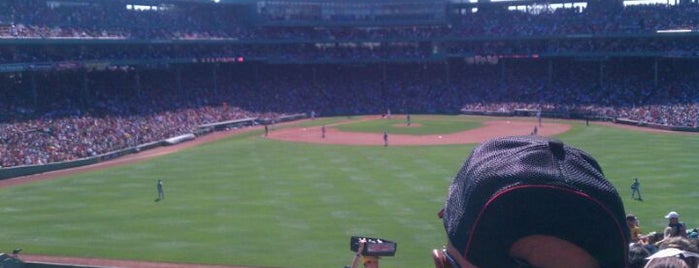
[614,118,699,132]
[26,262,94,268]
[462,110,698,132]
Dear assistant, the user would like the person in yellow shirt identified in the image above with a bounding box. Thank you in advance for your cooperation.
[627,214,643,243]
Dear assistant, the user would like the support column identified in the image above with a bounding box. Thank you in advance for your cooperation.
[653,58,659,90]
[134,69,142,101]
[500,59,506,86]
[547,59,553,89]
[445,61,450,86]
[82,68,89,107]
[212,63,219,95]
[599,60,604,87]
[30,71,38,108]
[176,66,183,95]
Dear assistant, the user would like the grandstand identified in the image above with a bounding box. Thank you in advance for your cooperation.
[0,0,697,165]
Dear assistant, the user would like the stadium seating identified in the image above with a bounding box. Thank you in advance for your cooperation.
[0,1,697,168]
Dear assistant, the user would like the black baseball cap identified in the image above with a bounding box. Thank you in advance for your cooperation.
[442,136,629,268]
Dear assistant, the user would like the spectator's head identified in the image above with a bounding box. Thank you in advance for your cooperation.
[628,214,639,227]
[435,135,629,268]
[654,236,699,267]
[646,239,699,268]
[657,237,698,253]
[643,256,690,268]
[666,211,681,224]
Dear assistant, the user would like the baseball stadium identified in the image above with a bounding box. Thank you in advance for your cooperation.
[0,0,698,267]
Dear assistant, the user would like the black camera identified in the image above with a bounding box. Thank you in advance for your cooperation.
[350,236,397,256]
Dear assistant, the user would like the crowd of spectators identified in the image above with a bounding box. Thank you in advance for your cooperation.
[459,58,699,128]
[0,68,285,167]
[0,0,250,40]
[2,2,699,66]
[2,1,699,41]
[1,59,696,168]
[0,2,697,168]
[625,212,699,268]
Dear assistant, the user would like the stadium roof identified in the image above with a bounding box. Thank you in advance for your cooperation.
[56,0,623,9]
[55,0,257,4]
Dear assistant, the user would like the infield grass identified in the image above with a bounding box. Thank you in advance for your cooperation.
[334,115,483,135]
[0,115,697,268]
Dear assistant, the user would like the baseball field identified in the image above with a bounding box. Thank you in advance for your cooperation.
[0,115,697,268]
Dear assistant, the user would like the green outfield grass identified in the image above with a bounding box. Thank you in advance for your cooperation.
[0,115,697,268]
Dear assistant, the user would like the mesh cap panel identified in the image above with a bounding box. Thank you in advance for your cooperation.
[443,136,629,268]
